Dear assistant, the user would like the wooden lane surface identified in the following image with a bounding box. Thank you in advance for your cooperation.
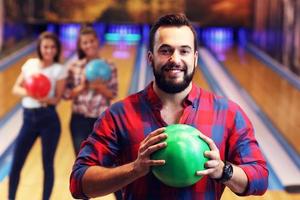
[193,66,211,91]
[218,46,300,154]
[195,65,300,200]
[222,188,300,200]
[0,43,137,200]
[0,53,36,119]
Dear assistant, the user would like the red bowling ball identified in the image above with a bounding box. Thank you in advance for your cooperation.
[24,73,51,99]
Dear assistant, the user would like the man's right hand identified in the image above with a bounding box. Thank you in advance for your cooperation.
[80,127,168,198]
[133,127,167,177]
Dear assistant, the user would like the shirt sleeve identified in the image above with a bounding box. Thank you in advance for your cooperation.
[21,59,31,73]
[21,58,40,77]
[227,104,269,196]
[69,109,120,199]
[55,63,68,80]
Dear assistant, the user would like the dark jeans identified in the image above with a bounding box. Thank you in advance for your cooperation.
[9,106,61,200]
[70,113,122,200]
[70,113,98,155]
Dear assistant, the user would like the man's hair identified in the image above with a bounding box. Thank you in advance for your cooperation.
[37,31,61,62]
[149,13,198,53]
[77,25,98,59]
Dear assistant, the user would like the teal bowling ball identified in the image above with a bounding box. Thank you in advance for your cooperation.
[85,59,112,81]
[151,124,210,187]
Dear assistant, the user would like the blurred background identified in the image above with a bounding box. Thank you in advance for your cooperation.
[0,0,300,199]
[1,0,300,74]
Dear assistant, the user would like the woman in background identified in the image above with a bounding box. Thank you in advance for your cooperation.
[10,31,66,200]
[64,25,118,155]
[64,25,119,199]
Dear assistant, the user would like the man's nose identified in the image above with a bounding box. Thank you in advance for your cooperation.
[169,51,181,64]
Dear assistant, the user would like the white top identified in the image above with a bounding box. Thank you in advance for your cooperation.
[21,58,67,108]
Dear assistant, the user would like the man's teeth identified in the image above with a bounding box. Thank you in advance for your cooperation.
[166,68,182,71]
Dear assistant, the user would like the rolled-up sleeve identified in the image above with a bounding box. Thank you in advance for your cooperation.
[70,163,90,199]
[239,162,269,195]
[228,107,269,195]
[69,110,120,199]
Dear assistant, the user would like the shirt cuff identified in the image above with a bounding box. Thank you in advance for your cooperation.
[70,165,90,199]
[237,164,268,196]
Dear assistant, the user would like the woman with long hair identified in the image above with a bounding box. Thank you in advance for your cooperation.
[9,31,66,200]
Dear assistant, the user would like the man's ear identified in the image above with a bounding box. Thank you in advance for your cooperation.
[147,51,153,63]
[194,50,198,67]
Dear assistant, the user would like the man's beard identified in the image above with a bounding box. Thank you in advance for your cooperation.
[152,61,195,94]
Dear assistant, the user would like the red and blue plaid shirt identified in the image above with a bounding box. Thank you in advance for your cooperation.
[70,82,268,200]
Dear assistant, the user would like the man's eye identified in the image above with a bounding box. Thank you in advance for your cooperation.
[160,49,171,55]
[181,49,190,55]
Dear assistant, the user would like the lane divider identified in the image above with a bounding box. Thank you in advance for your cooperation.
[198,52,282,190]
[207,47,300,169]
[0,42,36,71]
[246,43,300,91]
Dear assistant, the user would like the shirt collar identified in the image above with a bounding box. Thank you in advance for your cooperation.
[144,82,199,110]
[185,83,199,108]
[144,82,162,110]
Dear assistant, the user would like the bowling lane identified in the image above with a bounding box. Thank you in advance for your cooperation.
[199,49,300,199]
[193,65,211,91]
[212,45,300,155]
[0,51,36,120]
[222,188,300,200]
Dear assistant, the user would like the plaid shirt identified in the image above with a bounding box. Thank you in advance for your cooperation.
[65,58,118,118]
[70,82,268,200]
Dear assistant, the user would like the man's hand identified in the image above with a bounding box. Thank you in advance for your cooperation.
[133,127,167,177]
[196,133,224,179]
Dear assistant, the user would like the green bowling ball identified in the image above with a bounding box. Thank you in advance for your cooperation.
[151,124,210,187]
